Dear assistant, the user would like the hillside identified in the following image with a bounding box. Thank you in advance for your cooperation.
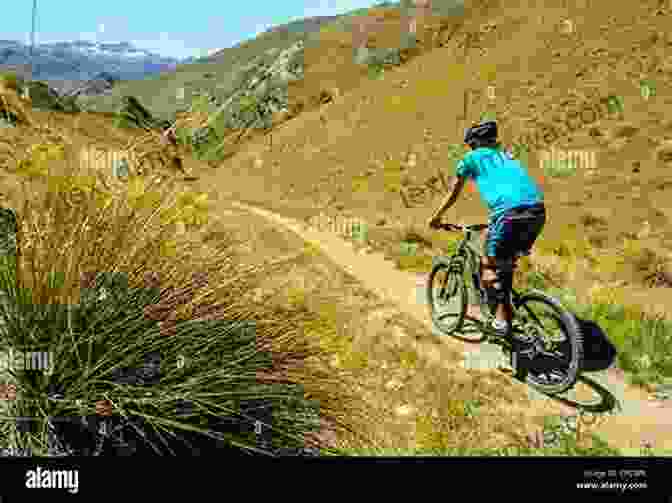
[197,0,672,313]
[78,15,342,119]
[81,1,466,121]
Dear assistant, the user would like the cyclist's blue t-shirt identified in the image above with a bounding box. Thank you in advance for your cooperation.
[455,147,544,219]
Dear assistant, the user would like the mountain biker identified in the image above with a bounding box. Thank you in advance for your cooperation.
[428,120,546,339]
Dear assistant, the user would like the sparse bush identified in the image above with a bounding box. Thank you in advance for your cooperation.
[367,63,385,80]
[565,283,672,385]
[580,212,608,228]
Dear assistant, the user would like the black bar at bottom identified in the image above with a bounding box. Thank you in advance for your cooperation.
[0,457,668,500]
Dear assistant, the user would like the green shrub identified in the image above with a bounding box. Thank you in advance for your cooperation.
[551,284,672,385]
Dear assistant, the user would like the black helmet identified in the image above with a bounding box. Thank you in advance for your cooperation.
[464,120,498,147]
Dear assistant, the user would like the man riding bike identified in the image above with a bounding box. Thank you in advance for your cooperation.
[428,120,546,340]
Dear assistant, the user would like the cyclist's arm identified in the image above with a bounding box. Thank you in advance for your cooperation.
[431,175,466,219]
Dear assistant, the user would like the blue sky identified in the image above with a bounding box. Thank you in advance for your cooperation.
[4,0,385,60]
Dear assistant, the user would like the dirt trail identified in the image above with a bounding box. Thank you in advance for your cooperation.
[227,200,672,454]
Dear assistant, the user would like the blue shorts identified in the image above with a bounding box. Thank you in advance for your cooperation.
[485,203,546,260]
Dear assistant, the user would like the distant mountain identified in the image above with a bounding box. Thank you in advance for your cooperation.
[0,39,180,95]
[30,1,466,115]
[80,14,346,118]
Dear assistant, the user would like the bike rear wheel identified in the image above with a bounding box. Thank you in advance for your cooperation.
[427,256,477,340]
[511,291,583,395]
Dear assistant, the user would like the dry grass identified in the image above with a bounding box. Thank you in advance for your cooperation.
[0,130,377,455]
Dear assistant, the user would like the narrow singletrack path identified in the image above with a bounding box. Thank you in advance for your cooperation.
[222,199,672,454]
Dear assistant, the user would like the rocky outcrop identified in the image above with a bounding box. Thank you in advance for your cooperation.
[220,40,304,129]
[25,80,80,113]
[187,40,305,145]
[115,96,166,130]
[62,72,117,100]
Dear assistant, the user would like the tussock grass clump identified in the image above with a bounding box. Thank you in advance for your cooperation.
[516,233,672,387]
[543,282,672,386]
[578,285,672,386]
[0,138,374,456]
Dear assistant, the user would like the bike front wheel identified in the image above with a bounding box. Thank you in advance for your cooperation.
[426,256,478,340]
[512,291,584,395]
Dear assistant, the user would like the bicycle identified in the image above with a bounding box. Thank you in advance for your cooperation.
[426,222,584,395]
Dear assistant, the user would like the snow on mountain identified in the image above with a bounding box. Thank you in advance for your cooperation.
[0,39,183,84]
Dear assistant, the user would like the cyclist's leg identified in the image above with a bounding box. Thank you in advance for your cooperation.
[492,205,546,321]
[507,204,546,255]
[468,219,496,320]
[483,212,517,328]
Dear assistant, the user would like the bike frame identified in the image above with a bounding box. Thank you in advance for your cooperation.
[446,229,525,316]
[431,224,583,393]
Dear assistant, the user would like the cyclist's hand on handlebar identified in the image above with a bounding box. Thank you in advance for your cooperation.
[428,215,443,229]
